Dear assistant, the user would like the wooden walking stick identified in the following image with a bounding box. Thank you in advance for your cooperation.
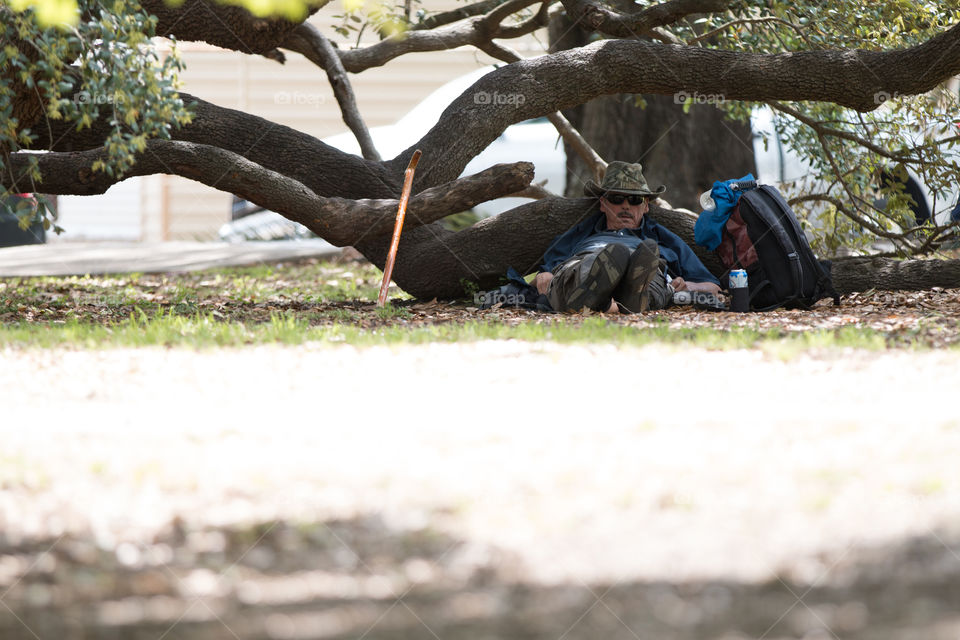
[377,149,422,307]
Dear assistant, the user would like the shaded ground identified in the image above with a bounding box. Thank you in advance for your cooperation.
[0,257,959,348]
[3,516,960,640]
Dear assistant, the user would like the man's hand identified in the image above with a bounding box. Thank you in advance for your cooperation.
[671,276,688,291]
[534,271,554,295]
[686,280,722,295]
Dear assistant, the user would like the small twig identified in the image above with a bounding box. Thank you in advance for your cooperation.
[767,100,924,164]
[285,23,381,161]
[687,16,813,47]
[476,41,607,182]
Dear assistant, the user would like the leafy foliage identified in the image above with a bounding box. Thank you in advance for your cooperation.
[7,0,321,26]
[332,0,413,43]
[0,0,192,195]
[671,1,960,255]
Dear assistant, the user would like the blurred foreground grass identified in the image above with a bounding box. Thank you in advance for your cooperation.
[0,257,953,350]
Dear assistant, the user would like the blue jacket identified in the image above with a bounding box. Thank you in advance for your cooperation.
[539,211,720,286]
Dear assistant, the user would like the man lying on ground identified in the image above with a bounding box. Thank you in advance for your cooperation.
[535,161,721,313]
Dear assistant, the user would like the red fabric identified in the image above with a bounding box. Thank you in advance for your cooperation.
[718,206,758,268]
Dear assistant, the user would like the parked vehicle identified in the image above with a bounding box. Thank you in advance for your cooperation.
[321,66,566,217]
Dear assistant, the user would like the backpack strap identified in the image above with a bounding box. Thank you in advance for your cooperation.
[740,190,804,304]
[760,185,840,306]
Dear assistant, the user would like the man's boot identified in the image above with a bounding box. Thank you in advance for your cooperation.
[550,244,631,312]
[613,240,661,313]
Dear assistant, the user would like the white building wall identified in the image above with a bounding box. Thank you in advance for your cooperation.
[53,177,143,241]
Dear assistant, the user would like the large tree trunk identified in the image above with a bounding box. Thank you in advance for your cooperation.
[831,256,960,295]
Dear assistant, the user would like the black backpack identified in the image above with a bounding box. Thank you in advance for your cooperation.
[718,183,839,311]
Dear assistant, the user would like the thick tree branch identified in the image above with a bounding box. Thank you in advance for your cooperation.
[143,0,325,57]
[395,24,960,189]
[25,19,960,229]
[283,23,382,161]
[831,256,960,295]
[37,92,398,200]
[2,144,534,248]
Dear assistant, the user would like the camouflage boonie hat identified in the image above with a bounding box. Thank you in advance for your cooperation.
[583,161,666,198]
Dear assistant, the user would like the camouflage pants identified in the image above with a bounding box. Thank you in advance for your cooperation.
[546,245,671,312]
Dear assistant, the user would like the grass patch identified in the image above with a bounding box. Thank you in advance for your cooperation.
[0,308,894,351]
[0,257,953,351]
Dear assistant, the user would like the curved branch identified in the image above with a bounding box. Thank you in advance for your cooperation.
[2,144,534,248]
[411,0,509,31]
[28,21,960,215]
[37,92,397,200]
[283,23,381,161]
[143,0,325,57]
[494,0,553,38]
[334,0,544,72]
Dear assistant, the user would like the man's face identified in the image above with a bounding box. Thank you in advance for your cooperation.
[600,193,649,230]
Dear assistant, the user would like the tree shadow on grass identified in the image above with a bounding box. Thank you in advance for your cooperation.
[1,514,959,640]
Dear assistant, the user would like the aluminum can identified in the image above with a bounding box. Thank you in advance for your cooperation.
[729,269,748,289]
[729,269,749,312]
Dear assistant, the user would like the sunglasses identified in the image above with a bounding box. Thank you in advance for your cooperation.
[604,193,648,205]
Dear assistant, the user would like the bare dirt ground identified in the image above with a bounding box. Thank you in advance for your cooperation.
[2,340,960,639]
